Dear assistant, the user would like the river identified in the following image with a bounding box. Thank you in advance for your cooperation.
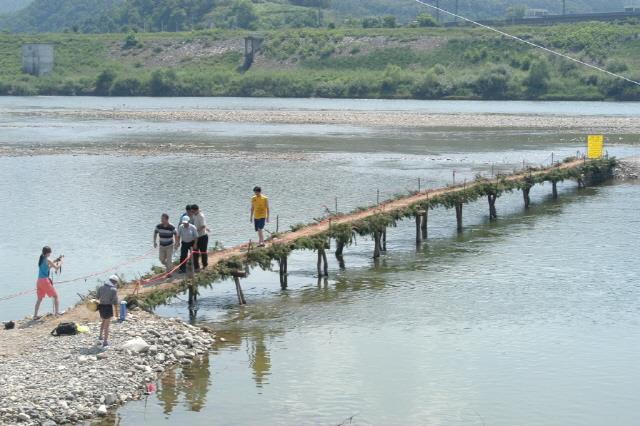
[1,97,639,425]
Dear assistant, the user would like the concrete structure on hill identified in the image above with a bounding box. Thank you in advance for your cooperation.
[22,43,54,76]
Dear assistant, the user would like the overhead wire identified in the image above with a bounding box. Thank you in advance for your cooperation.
[411,0,640,87]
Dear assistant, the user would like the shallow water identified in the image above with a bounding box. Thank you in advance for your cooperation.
[1,98,639,425]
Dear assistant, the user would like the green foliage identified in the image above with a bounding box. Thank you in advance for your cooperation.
[524,59,550,97]
[416,13,438,27]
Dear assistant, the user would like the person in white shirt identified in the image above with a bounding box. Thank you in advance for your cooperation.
[191,204,210,271]
[175,216,198,274]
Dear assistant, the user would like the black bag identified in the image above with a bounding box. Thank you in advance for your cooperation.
[3,321,15,330]
[51,322,78,336]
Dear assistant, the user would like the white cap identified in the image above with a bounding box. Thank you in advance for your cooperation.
[108,275,119,283]
[181,217,190,224]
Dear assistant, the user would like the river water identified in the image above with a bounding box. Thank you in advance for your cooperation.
[1,97,639,425]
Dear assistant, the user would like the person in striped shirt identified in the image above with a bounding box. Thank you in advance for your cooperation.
[153,213,177,277]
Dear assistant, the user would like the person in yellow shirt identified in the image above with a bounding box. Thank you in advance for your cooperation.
[250,186,270,246]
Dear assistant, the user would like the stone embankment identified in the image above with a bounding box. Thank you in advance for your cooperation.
[0,310,214,425]
[614,156,640,179]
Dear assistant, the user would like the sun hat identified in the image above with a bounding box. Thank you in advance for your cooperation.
[181,216,190,223]
[108,275,119,283]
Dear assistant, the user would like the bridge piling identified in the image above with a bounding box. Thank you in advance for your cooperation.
[232,271,247,305]
[421,210,428,239]
[522,187,531,209]
[455,203,463,232]
[488,194,498,220]
[415,213,423,244]
[382,228,387,252]
[373,231,382,258]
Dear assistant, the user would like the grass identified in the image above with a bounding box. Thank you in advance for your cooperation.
[0,23,638,99]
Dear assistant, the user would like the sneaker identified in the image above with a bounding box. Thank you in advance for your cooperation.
[102,341,109,348]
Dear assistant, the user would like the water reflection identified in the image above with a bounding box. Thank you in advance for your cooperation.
[157,356,211,415]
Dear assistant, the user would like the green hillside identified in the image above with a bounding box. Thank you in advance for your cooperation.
[1,23,638,100]
[0,0,330,33]
[0,0,631,33]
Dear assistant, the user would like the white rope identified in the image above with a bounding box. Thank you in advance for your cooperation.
[412,0,640,87]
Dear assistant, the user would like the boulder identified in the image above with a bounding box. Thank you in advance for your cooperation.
[121,337,150,354]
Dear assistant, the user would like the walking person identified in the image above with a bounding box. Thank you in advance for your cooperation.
[175,216,198,274]
[191,204,209,271]
[34,246,63,319]
[97,275,119,348]
[250,186,270,247]
[154,213,177,277]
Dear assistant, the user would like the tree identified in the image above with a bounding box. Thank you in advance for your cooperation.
[505,5,526,20]
[525,60,550,97]
[382,15,396,28]
[416,12,437,27]
[232,0,258,30]
[95,69,117,95]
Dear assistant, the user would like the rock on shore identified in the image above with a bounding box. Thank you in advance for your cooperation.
[0,310,214,425]
[614,157,640,180]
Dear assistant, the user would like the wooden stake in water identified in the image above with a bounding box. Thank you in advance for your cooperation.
[335,196,338,215]
[452,170,456,185]
[418,178,421,192]
[377,189,380,205]
[276,215,279,233]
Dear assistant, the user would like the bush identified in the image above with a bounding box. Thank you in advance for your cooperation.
[524,59,550,97]
[95,69,117,96]
[110,77,144,96]
[411,71,451,99]
[123,34,140,49]
[416,13,438,27]
[472,67,511,99]
[150,70,179,96]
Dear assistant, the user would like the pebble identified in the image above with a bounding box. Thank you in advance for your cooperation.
[0,310,214,426]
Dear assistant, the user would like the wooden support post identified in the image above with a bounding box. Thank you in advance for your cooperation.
[335,240,345,257]
[187,253,196,307]
[455,203,463,232]
[523,187,531,209]
[552,181,558,199]
[321,248,329,277]
[373,231,381,258]
[317,250,323,276]
[382,228,387,252]
[232,271,247,305]
[488,194,497,220]
[421,210,428,239]
[415,214,422,244]
[278,256,287,289]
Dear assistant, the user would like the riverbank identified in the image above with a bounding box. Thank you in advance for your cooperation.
[0,310,215,425]
[1,24,639,101]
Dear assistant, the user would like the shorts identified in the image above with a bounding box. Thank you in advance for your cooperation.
[36,278,57,299]
[98,304,114,320]
[254,218,266,231]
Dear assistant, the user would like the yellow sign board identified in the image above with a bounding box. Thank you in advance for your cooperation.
[587,135,604,159]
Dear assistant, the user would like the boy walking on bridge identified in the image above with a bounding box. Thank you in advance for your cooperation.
[250,186,270,247]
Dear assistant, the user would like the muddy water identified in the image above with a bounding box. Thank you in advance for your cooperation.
[1,98,639,425]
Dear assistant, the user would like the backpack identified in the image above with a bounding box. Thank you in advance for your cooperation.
[51,322,78,336]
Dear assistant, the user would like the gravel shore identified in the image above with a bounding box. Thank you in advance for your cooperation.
[0,310,214,425]
[11,108,640,133]
[615,157,640,179]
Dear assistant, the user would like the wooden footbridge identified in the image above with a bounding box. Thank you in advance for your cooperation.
[123,157,615,309]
